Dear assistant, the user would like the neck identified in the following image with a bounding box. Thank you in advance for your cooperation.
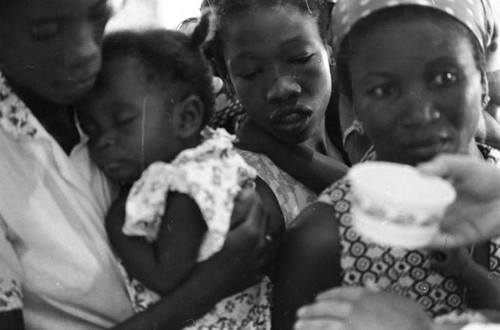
[301,119,333,156]
[467,139,483,160]
[5,76,80,154]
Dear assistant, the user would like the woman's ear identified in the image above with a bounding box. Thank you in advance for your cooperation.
[173,95,205,139]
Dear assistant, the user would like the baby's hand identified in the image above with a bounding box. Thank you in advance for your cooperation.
[431,248,473,280]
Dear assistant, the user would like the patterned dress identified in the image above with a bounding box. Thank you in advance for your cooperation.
[236,150,317,228]
[120,128,272,329]
[318,144,500,318]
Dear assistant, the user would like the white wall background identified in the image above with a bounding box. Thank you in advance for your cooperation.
[107,0,202,31]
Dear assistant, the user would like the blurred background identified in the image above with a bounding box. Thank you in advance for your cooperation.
[107,0,202,31]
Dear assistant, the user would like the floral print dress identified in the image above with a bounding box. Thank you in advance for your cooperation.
[317,144,500,318]
[120,128,272,329]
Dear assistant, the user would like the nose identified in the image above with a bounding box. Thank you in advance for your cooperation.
[266,74,301,103]
[400,88,440,126]
[94,131,116,150]
[63,22,101,70]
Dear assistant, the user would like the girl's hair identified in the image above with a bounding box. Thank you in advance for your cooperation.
[336,6,486,101]
[100,13,215,125]
[205,0,334,81]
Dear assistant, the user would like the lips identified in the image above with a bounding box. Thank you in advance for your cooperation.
[401,135,454,161]
[270,106,313,132]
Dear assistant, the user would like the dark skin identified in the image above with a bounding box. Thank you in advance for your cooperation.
[106,178,285,297]
[272,202,342,330]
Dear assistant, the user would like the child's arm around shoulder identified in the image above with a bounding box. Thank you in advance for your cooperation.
[106,189,206,295]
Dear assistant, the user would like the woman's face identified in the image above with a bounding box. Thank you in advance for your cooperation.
[222,5,332,144]
[0,0,111,104]
[349,16,483,166]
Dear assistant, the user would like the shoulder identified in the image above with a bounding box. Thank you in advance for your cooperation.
[317,175,352,206]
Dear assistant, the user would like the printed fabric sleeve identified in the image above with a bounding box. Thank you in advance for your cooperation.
[0,214,23,312]
[123,162,184,242]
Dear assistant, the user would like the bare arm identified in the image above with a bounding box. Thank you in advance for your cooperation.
[111,188,275,330]
[273,202,342,330]
[106,192,206,295]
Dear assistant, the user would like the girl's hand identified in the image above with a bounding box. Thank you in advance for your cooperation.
[295,287,433,330]
[204,187,275,298]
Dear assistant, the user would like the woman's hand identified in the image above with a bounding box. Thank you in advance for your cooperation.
[295,287,433,330]
[418,154,500,248]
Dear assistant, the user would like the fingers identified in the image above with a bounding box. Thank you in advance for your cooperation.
[315,287,365,302]
[294,319,345,330]
[417,154,470,180]
[297,300,353,319]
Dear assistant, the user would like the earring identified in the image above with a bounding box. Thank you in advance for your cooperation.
[482,94,491,108]
[352,118,365,135]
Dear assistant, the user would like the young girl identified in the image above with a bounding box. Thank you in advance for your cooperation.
[273,0,500,328]
[206,0,349,228]
[76,15,279,329]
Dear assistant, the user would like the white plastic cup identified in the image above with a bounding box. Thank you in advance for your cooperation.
[349,161,456,249]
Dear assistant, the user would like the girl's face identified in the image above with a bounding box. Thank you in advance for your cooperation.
[222,5,331,144]
[78,57,182,183]
[0,0,110,104]
[349,16,483,166]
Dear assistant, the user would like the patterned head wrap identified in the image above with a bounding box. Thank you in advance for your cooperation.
[331,0,495,54]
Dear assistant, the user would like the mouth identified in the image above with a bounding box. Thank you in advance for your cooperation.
[65,73,98,93]
[270,106,313,132]
[401,135,454,161]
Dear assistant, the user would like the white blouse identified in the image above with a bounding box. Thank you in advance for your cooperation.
[0,72,134,329]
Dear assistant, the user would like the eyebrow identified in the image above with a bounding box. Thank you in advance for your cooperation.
[231,35,314,63]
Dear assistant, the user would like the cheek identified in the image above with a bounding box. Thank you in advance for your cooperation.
[450,83,482,135]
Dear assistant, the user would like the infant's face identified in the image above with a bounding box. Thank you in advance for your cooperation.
[77,56,182,183]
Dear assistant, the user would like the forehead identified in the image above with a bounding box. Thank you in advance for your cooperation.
[349,16,474,71]
[223,5,323,59]
[2,0,107,19]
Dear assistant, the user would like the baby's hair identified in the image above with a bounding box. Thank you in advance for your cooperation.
[336,6,486,101]
[99,12,215,125]
[205,0,334,81]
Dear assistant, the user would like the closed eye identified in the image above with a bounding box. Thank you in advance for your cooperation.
[237,69,262,81]
[31,20,60,40]
[290,54,315,65]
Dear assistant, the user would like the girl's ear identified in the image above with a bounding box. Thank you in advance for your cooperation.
[174,95,205,139]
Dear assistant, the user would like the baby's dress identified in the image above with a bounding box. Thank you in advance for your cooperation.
[119,127,271,329]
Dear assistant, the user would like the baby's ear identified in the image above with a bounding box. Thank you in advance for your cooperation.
[174,95,204,139]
